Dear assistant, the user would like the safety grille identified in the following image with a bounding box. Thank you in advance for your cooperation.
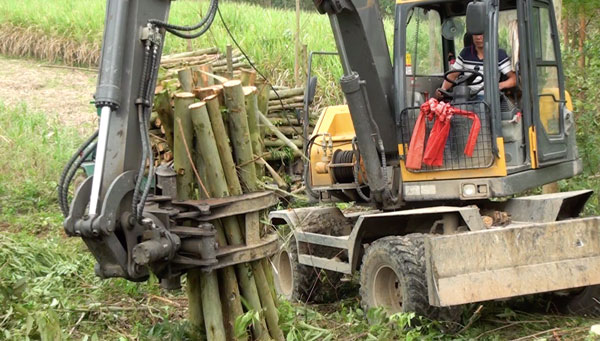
[399,101,494,172]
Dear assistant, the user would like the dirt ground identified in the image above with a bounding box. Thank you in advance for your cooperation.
[0,56,97,131]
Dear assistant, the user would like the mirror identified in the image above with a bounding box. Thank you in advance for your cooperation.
[466,1,486,34]
[305,76,318,105]
[442,19,465,40]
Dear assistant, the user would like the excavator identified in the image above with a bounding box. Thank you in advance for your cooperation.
[60,0,600,329]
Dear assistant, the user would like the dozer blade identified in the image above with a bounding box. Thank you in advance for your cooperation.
[425,217,600,307]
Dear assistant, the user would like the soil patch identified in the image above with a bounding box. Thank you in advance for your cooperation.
[0,56,97,132]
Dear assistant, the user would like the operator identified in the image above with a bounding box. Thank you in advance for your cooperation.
[435,34,517,100]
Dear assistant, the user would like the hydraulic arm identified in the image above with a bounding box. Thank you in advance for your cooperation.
[314,0,402,209]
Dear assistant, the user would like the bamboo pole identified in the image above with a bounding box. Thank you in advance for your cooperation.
[154,90,174,149]
[191,101,270,340]
[244,87,264,177]
[223,80,258,191]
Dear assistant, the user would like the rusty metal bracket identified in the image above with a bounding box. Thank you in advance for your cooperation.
[173,233,279,272]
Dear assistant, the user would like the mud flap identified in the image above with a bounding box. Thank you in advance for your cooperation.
[425,217,600,307]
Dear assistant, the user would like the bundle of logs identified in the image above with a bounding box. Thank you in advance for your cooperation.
[153,78,287,339]
[150,47,315,190]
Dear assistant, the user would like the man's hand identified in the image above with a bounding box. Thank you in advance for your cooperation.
[435,88,445,100]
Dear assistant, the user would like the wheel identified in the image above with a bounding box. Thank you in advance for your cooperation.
[273,234,346,303]
[562,285,600,317]
[359,234,462,329]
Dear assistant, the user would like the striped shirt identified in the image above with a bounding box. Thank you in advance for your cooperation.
[452,46,512,94]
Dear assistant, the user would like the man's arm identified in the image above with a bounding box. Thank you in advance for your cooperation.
[499,71,517,90]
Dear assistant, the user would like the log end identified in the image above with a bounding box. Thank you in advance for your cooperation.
[223,79,242,88]
[175,92,196,99]
[189,102,207,110]
[243,86,258,96]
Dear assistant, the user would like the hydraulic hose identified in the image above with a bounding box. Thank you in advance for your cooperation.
[58,130,99,217]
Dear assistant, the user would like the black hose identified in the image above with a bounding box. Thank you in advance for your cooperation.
[132,105,149,222]
[61,141,98,217]
[149,0,218,32]
[137,41,164,219]
[137,107,154,219]
[58,130,99,217]
[161,7,217,39]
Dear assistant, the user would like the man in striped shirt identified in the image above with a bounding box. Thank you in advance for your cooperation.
[436,34,517,99]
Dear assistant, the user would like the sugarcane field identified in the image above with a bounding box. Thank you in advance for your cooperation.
[2,0,600,340]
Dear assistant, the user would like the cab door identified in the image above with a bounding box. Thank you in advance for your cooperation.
[526,0,568,166]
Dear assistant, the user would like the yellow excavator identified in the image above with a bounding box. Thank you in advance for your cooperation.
[269,0,600,325]
[60,0,600,329]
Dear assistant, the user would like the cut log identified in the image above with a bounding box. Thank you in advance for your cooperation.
[154,90,174,149]
[173,92,197,201]
[251,261,285,341]
[223,80,258,191]
[263,150,303,161]
[264,126,304,136]
[269,87,304,100]
[213,62,248,73]
[205,95,240,195]
[212,55,244,67]
[258,110,306,159]
[268,102,304,111]
[163,55,216,68]
[178,68,194,92]
[190,102,246,340]
[268,117,300,126]
[187,269,204,338]
[257,158,286,189]
[241,68,257,86]
[194,64,214,88]
[200,271,226,341]
[190,99,270,340]
[244,87,264,176]
[162,47,219,61]
[264,139,303,148]
[268,95,304,106]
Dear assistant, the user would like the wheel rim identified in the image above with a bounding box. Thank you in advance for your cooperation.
[276,250,293,296]
[372,265,403,312]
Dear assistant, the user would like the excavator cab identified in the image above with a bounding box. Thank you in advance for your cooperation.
[308,0,580,204]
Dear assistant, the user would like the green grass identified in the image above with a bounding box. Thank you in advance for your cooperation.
[0,0,363,104]
[1,101,598,339]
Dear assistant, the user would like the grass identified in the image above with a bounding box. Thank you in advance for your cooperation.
[0,100,599,339]
[0,0,369,104]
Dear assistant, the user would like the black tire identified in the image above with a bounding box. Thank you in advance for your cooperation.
[273,234,346,303]
[562,285,600,316]
[359,234,462,329]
